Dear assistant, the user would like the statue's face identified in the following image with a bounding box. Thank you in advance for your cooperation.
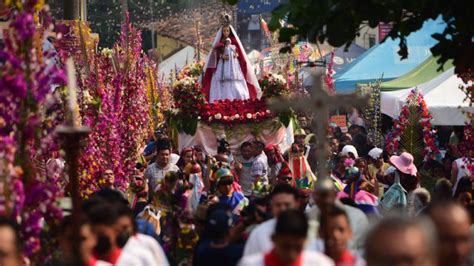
[222,26,230,38]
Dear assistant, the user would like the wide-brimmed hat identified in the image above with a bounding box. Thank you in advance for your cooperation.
[389,152,417,176]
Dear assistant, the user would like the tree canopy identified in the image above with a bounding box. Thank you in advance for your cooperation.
[224,0,473,74]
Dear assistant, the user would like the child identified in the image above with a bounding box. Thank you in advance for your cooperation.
[222,38,242,81]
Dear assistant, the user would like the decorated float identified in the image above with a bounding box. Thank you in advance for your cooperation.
[166,15,296,154]
[167,61,295,154]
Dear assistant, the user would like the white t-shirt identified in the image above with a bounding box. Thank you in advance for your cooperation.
[307,202,369,252]
[145,163,180,192]
[116,233,169,266]
[238,250,334,266]
[251,153,269,182]
[236,155,256,196]
[243,219,276,256]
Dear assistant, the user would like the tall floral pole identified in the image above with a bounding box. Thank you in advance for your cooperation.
[78,15,151,196]
[0,0,66,260]
[363,77,383,147]
[385,89,439,166]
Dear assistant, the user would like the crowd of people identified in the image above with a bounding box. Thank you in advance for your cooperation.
[0,114,473,266]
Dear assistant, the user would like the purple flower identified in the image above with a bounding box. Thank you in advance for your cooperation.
[1,74,27,98]
[11,13,36,42]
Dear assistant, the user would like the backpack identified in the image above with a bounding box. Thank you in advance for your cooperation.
[381,172,407,211]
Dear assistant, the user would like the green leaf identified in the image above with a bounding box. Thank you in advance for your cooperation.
[278,110,294,127]
[278,27,299,43]
[279,46,291,54]
[182,118,198,135]
[223,0,238,5]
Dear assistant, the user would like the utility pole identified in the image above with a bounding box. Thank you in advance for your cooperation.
[64,0,81,20]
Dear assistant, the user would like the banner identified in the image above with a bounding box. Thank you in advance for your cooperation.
[378,22,393,42]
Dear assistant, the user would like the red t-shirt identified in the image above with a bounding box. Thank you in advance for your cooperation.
[94,248,122,264]
[264,249,303,266]
[335,250,357,266]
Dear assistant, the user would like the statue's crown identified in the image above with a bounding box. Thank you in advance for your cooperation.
[220,12,232,26]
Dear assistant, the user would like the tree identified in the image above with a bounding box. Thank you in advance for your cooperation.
[223,0,473,75]
[47,0,213,49]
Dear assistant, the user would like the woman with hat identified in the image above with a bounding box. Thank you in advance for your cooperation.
[389,152,419,193]
[367,147,390,182]
[215,167,249,216]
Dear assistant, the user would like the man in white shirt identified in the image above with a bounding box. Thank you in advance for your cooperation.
[307,178,369,253]
[239,209,333,266]
[235,141,255,197]
[243,184,300,256]
[250,140,269,185]
[114,202,170,266]
[144,139,179,192]
[117,233,169,266]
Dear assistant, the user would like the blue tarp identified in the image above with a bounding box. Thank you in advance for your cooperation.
[324,43,366,72]
[334,17,447,93]
[237,0,287,15]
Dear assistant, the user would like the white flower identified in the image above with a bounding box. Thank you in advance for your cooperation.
[208,117,213,122]
[246,113,252,119]
[101,48,114,57]
[197,116,201,120]
[223,116,228,120]
[234,114,240,119]
[266,109,271,114]
[82,90,93,104]
[215,113,222,119]
[272,73,286,84]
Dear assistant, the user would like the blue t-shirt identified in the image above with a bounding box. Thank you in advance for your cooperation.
[219,191,247,214]
[194,241,244,266]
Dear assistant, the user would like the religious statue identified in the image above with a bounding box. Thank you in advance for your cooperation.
[202,13,261,103]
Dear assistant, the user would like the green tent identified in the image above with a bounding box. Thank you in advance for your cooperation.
[379,56,454,91]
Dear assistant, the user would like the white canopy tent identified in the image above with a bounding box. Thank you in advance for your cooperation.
[381,69,473,126]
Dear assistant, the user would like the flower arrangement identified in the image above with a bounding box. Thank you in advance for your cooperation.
[0,0,66,259]
[201,99,274,125]
[385,89,439,165]
[259,73,290,99]
[169,64,287,132]
[173,76,207,118]
[78,14,151,196]
[178,61,205,80]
